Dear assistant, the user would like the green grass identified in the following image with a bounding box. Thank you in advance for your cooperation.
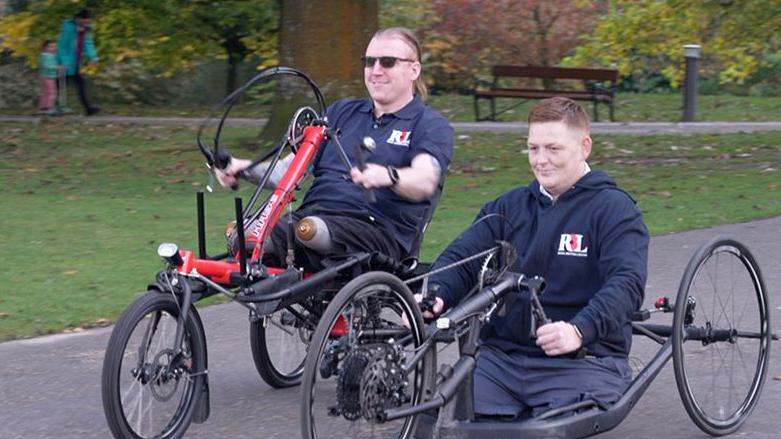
[428,93,781,123]
[1,120,780,341]
[3,92,781,123]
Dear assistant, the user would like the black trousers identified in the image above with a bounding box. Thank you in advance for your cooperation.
[264,207,403,272]
[62,73,96,113]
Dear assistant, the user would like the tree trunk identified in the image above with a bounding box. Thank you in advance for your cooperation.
[258,0,378,145]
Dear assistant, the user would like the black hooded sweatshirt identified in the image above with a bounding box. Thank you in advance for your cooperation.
[431,170,649,358]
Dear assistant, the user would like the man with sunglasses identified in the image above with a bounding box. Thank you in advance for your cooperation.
[418,97,649,421]
[216,27,454,270]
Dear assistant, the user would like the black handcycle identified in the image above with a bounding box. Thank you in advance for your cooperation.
[300,236,776,438]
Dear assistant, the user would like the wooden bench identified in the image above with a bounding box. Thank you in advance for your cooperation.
[473,65,619,122]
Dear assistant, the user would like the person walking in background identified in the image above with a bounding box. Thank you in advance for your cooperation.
[57,8,100,116]
[38,40,63,115]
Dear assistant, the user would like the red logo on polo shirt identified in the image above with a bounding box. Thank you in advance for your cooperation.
[387,130,411,147]
[557,233,588,257]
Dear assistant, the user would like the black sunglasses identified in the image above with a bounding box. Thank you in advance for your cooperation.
[362,56,416,69]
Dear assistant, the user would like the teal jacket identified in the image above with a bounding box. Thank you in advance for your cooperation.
[57,19,98,75]
[39,52,59,78]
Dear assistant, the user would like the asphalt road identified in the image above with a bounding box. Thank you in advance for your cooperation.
[1,216,780,438]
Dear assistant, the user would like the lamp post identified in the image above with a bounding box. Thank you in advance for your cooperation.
[683,44,701,122]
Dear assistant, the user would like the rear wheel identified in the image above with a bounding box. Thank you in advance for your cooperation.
[250,303,314,388]
[672,237,771,436]
[102,291,206,439]
[301,272,430,439]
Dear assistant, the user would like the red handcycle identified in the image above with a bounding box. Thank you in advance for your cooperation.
[100,67,433,439]
[299,236,777,438]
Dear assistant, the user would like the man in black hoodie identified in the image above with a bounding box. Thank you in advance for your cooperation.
[422,97,649,419]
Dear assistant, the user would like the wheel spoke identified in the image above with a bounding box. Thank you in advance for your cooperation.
[102,292,205,439]
[673,239,770,435]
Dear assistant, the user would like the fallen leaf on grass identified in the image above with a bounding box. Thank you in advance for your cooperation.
[63,269,79,275]
[65,195,80,201]
[0,312,9,318]
[23,167,39,173]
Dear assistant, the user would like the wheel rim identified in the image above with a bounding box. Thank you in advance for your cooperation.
[261,305,312,380]
[307,282,425,439]
[118,308,195,438]
[674,242,770,432]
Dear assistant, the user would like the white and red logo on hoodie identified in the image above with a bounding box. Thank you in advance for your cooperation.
[558,233,588,257]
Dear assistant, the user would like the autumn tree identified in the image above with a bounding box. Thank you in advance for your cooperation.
[417,0,606,92]
[258,0,378,142]
[568,0,781,87]
[0,0,277,97]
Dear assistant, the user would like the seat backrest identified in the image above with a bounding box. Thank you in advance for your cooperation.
[492,65,618,82]
[407,181,445,259]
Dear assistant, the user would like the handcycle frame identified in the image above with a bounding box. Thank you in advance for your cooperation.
[101,66,425,439]
[300,237,776,439]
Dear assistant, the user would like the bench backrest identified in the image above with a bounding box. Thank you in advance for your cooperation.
[492,65,618,82]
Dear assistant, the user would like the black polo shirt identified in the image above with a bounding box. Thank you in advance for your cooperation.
[298,96,454,253]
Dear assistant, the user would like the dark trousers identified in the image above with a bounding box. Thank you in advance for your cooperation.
[61,73,96,113]
[473,344,633,419]
[264,208,402,272]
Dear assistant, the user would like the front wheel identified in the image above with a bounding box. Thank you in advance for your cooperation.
[301,271,430,439]
[672,237,771,436]
[102,291,207,439]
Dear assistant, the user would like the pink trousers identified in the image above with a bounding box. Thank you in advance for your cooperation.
[39,76,57,110]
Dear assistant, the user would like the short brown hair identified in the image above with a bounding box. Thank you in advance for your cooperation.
[528,97,589,131]
[372,27,428,102]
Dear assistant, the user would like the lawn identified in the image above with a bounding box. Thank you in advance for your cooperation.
[3,92,781,123]
[1,120,779,340]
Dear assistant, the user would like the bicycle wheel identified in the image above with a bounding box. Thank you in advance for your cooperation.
[102,291,207,439]
[250,302,314,388]
[672,237,771,436]
[301,272,430,439]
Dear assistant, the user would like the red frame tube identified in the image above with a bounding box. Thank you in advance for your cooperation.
[175,125,327,285]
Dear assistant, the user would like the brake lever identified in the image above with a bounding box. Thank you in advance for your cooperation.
[419,280,439,322]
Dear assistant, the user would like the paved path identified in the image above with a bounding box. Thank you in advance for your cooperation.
[1,216,780,439]
[3,115,781,135]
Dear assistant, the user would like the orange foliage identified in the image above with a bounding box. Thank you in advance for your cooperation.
[418,0,606,92]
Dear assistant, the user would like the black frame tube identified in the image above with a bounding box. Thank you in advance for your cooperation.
[234,197,247,276]
[197,191,207,259]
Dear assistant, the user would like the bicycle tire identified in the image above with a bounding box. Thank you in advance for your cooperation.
[672,237,771,436]
[102,291,207,439]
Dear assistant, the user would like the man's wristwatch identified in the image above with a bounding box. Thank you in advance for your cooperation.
[387,165,400,186]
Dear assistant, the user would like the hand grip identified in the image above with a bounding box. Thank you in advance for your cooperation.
[355,137,376,203]
[214,148,238,190]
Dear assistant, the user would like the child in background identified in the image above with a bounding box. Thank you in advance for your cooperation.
[38,40,62,115]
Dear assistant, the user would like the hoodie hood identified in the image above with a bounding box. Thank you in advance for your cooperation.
[531,170,636,204]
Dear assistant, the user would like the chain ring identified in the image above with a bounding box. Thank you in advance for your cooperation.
[287,106,318,152]
[335,346,374,420]
[360,343,407,423]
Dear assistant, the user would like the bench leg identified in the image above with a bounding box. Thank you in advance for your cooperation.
[474,96,480,121]
[609,100,615,122]
[592,101,599,122]
[489,97,497,121]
